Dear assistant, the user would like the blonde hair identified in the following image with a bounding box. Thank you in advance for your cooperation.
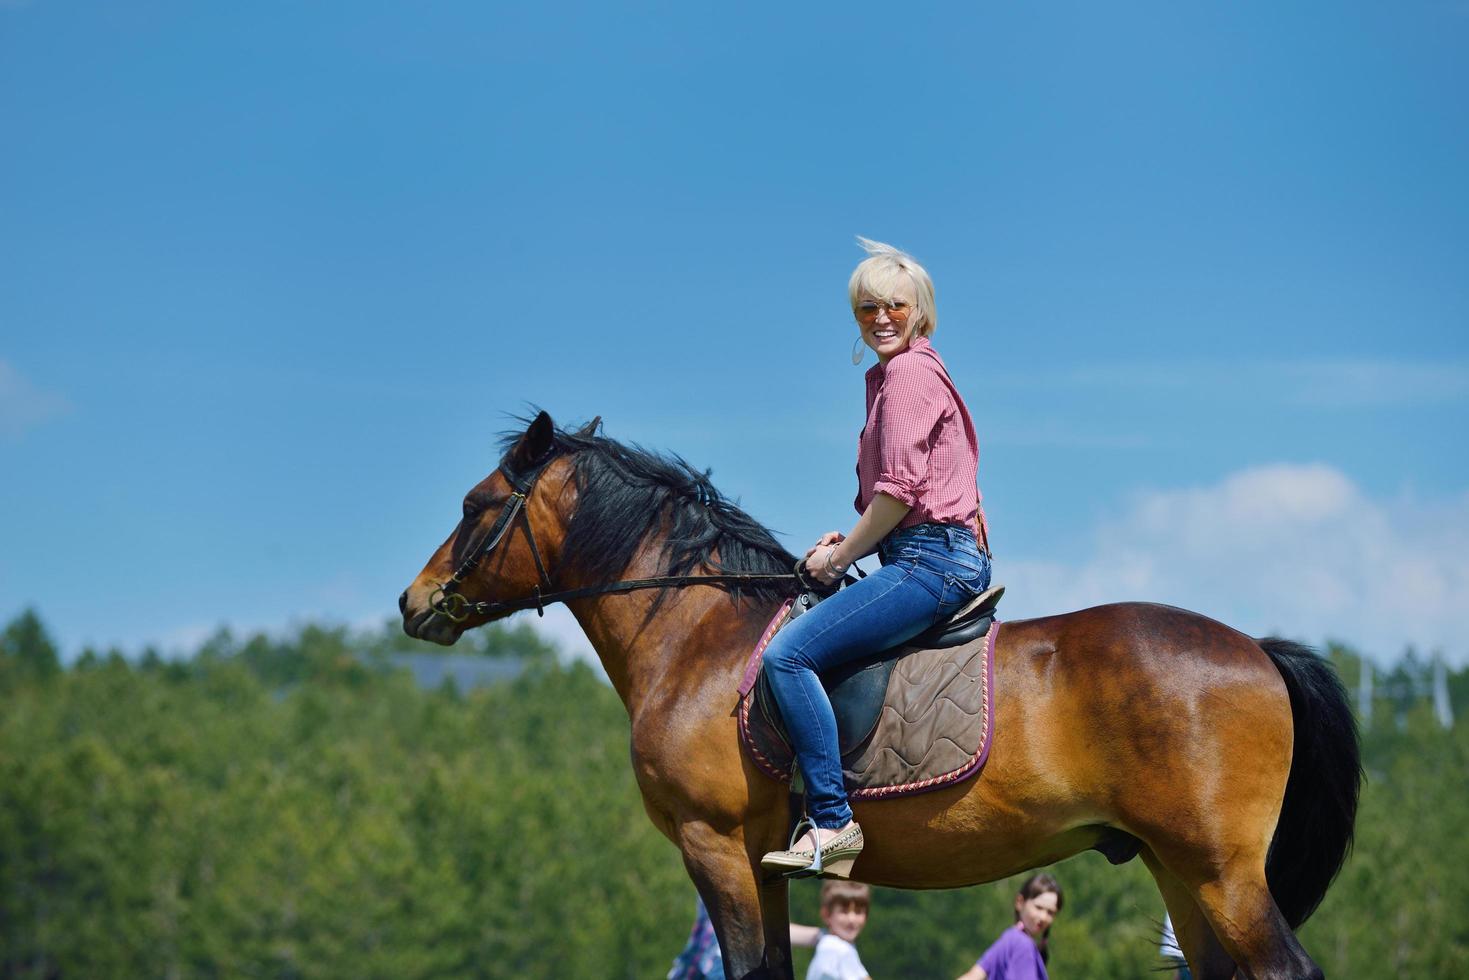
[847,237,937,338]
[819,880,871,914]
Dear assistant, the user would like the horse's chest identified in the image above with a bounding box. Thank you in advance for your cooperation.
[628,704,745,807]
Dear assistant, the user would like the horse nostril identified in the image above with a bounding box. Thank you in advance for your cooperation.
[398,590,408,614]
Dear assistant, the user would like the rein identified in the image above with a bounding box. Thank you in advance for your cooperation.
[428,449,827,624]
[430,571,806,622]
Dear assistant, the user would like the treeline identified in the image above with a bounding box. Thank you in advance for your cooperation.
[1,610,1466,977]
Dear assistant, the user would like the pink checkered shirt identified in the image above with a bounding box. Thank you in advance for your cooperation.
[855,337,990,552]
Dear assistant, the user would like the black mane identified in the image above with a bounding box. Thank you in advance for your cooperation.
[499,421,798,605]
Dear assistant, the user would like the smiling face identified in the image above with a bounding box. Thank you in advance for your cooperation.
[820,899,868,944]
[855,275,919,364]
[1015,888,1060,941]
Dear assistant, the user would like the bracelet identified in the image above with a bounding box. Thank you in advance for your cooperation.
[824,547,848,576]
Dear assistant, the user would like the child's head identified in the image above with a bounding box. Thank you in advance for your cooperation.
[1012,873,1063,956]
[819,881,871,944]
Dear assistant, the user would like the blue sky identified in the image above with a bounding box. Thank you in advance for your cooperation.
[3,1,1466,664]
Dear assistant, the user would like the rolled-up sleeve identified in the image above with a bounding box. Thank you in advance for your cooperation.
[873,357,946,508]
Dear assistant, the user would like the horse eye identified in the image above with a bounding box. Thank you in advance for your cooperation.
[462,501,480,519]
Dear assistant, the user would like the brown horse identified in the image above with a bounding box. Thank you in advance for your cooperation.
[399,413,1360,980]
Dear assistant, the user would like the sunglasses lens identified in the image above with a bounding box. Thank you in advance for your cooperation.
[856,303,912,322]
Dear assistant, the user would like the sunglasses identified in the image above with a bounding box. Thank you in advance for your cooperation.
[855,300,913,324]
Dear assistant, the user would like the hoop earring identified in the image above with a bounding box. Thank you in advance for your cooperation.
[851,335,866,366]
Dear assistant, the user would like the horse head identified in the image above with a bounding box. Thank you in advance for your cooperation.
[399,411,592,645]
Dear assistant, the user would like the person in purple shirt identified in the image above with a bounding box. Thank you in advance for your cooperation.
[955,873,1064,980]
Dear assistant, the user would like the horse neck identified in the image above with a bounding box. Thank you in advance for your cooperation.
[561,546,782,714]
[539,457,788,713]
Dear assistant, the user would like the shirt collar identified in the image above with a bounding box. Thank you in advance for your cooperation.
[865,335,933,381]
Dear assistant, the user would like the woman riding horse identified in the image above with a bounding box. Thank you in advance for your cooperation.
[759,238,992,879]
[399,245,1360,978]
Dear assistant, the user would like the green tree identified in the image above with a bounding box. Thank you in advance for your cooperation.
[0,621,1463,977]
[0,608,61,686]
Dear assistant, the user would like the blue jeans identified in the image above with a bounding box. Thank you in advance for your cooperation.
[762,523,992,828]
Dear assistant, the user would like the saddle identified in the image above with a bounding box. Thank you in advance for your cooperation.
[738,585,1003,800]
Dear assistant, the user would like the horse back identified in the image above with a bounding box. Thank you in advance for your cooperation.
[998,600,1288,691]
[985,602,1293,817]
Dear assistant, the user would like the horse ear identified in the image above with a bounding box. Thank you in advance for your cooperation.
[511,411,556,468]
[578,416,602,437]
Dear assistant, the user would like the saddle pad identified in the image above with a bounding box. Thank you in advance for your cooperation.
[737,602,999,801]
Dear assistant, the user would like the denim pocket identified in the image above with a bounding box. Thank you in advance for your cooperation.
[939,571,986,611]
[937,545,991,606]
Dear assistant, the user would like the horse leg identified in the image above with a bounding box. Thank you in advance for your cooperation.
[1141,847,1236,980]
[1148,842,1322,980]
[678,820,793,979]
[753,872,794,980]
[1190,865,1321,980]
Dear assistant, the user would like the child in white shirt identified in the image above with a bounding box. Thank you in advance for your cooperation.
[795,881,872,980]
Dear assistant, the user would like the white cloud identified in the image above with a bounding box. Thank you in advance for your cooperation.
[1001,464,1469,664]
[0,360,70,439]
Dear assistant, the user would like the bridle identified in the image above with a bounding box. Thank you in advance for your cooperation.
[427,448,823,624]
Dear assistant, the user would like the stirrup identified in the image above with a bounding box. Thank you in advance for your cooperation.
[783,816,824,879]
[761,817,864,880]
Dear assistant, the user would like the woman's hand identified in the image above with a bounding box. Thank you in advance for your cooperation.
[804,531,846,559]
[803,532,850,586]
[806,544,846,586]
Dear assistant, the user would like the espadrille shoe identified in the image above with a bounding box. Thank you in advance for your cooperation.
[760,821,864,880]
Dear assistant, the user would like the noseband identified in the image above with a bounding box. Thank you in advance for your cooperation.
[428,450,824,624]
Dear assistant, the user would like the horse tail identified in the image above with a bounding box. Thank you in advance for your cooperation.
[1256,636,1363,928]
